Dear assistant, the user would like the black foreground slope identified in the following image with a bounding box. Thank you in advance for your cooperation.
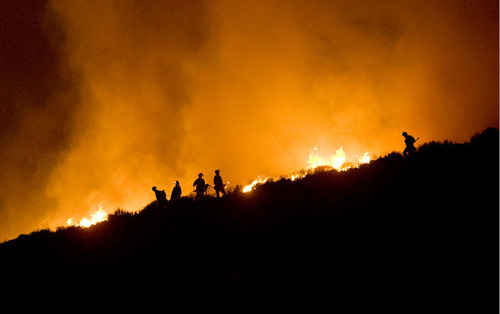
[1,128,498,313]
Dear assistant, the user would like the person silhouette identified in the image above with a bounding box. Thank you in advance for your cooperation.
[152,186,168,208]
[193,173,207,201]
[171,181,182,201]
[213,169,227,198]
[402,132,417,157]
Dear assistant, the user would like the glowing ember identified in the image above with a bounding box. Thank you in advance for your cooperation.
[242,147,372,193]
[67,204,108,228]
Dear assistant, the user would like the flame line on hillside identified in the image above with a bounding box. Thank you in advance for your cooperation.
[242,147,372,193]
[62,148,372,225]
[66,203,108,228]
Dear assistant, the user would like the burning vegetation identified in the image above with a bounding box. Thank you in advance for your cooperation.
[65,146,373,223]
[66,203,108,228]
[243,146,372,193]
[1,128,497,313]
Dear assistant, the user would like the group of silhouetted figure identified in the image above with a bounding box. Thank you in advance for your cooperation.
[151,132,418,208]
[152,169,227,208]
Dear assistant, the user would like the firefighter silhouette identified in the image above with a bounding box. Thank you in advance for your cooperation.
[171,181,182,201]
[214,169,227,198]
[193,173,207,200]
[152,186,168,208]
[402,132,417,157]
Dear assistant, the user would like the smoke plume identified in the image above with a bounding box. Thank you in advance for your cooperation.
[0,0,497,240]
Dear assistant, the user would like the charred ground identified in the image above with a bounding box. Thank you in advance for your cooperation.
[1,128,498,312]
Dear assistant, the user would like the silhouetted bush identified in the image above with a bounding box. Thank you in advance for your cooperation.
[0,128,498,313]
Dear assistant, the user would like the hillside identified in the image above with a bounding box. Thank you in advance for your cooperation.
[1,128,498,313]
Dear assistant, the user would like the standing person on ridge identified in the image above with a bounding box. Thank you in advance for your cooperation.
[152,186,168,208]
[213,169,227,198]
[193,173,207,201]
[402,131,418,157]
[171,181,182,201]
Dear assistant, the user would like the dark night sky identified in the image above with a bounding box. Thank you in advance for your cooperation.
[0,0,498,241]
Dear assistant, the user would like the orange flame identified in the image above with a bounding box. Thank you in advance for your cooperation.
[66,203,108,228]
[242,175,270,193]
[243,147,372,193]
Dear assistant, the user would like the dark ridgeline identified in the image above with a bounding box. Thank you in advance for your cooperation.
[0,128,498,313]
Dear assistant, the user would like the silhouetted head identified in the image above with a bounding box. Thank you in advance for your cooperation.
[198,173,204,178]
[174,181,179,186]
[152,186,157,191]
[402,132,408,137]
[215,169,220,174]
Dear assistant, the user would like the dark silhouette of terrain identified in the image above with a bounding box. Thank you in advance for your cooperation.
[1,128,498,313]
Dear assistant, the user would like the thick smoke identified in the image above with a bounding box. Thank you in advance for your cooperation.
[0,0,497,240]
[0,1,77,240]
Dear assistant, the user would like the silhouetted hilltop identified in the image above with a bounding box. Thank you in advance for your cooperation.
[1,128,498,313]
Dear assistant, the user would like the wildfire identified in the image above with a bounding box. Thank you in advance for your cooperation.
[242,175,270,193]
[242,147,372,193]
[358,152,371,164]
[62,148,372,225]
[67,203,108,228]
[308,147,347,170]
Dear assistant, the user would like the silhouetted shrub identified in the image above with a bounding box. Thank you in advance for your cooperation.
[0,128,498,313]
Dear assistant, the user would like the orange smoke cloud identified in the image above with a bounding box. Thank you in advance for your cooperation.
[0,0,497,240]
